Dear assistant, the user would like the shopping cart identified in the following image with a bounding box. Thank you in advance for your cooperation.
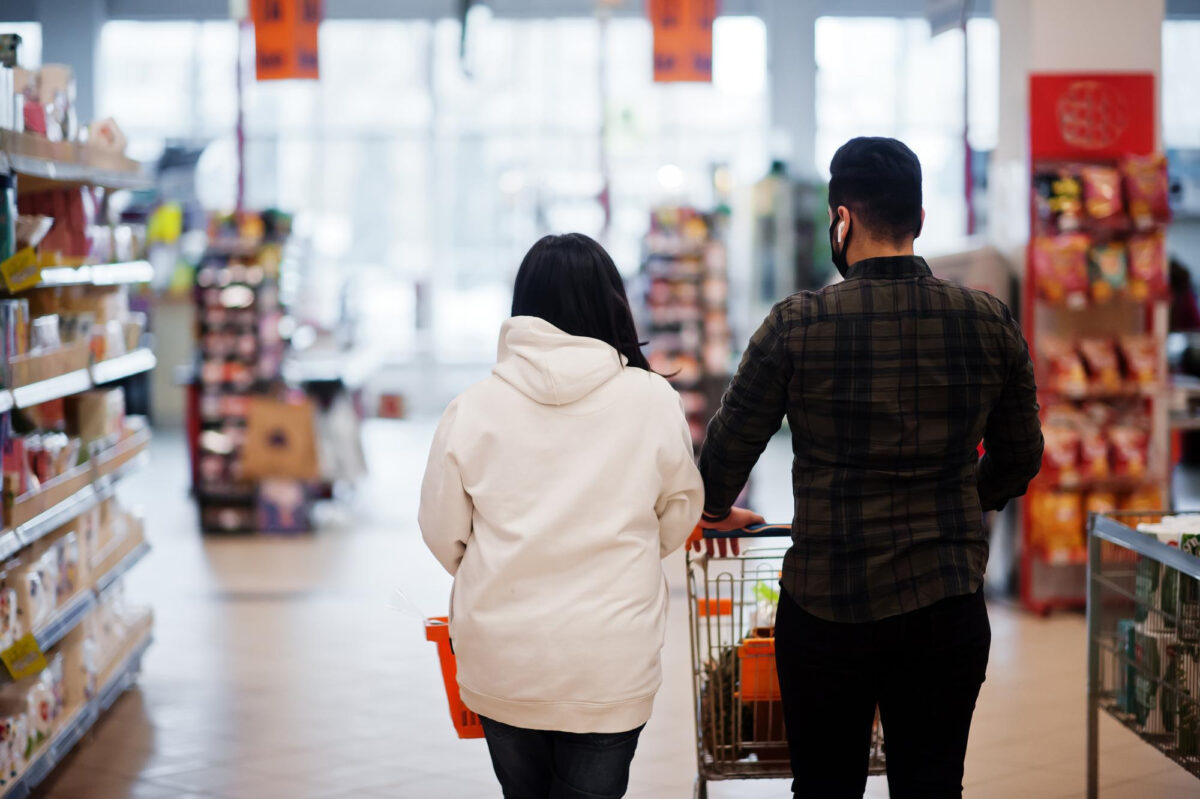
[687,524,886,799]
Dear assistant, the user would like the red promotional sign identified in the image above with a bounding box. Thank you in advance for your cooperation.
[649,0,717,83]
[251,0,321,81]
[1029,73,1155,160]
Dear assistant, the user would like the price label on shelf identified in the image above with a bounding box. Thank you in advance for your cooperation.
[1,633,47,680]
[0,247,41,292]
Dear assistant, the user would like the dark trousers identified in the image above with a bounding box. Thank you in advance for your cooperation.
[479,716,644,799]
[774,587,990,799]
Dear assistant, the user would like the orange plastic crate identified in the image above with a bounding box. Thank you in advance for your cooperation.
[424,616,485,739]
[737,636,781,702]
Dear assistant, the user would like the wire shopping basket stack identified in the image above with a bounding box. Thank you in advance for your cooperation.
[1087,511,1200,797]
[687,524,885,799]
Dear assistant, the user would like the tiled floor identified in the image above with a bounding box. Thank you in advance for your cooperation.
[30,421,1199,798]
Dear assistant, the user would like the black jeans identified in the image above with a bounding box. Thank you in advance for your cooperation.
[479,716,644,799]
[775,587,990,799]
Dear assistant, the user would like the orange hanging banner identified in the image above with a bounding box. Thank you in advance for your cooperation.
[251,0,321,81]
[650,0,716,83]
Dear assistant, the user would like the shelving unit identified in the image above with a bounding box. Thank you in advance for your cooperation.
[192,213,297,533]
[638,207,732,450]
[1020,75,1172,614]
[0,90,157,796]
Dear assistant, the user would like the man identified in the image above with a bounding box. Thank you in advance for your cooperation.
[698,137,1043,799]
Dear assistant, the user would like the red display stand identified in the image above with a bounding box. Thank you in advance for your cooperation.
[1020,73,1171,614]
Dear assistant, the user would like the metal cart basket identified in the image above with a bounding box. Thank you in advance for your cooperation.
[687,525,885,799]
[1087,511,1200,797]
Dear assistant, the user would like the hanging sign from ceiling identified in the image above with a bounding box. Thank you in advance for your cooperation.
[251,0,321,81]
[649,0,716,83]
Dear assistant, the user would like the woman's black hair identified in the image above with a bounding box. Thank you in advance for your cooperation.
[511,233,652,371]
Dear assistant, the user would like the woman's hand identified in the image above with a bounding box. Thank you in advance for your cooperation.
[689,507,766,556]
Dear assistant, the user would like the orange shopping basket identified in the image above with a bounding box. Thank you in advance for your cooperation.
[424,616,485,739]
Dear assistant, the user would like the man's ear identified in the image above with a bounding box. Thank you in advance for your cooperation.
[916,208,926,239]
[838,206,851,242]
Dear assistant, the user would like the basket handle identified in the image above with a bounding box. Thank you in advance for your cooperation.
[701,523,791,539]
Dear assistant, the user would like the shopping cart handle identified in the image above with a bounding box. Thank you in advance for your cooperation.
[702,523,791,539]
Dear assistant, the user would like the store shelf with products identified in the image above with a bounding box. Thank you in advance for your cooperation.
[192,211,312,534]
[0,35,157,799]
[1021,136,1174,614]
[1086,512,1200,790]
[0,130,152,194]
[637,207,732,450]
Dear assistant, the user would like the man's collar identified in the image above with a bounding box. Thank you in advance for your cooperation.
[844,255,932,281]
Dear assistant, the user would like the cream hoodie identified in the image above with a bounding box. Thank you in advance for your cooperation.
[419,316,704,734]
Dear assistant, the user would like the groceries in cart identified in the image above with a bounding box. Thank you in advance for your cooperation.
[687,525,885,796]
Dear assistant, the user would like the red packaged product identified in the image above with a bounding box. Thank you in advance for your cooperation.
[1078,338,1123,392]
[1109,424,1149,479]
[1081,165,1124,221]
[1041,337,1088,396]
[1042,421,1081,483]
[1118,335,1159,387]
[1078,424,1109,481]
[1122,154,1170,229]
[1033,235,1090,305]
[1126,231,1166,300]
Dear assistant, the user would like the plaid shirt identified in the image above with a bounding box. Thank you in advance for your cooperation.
[699,256,1043,622]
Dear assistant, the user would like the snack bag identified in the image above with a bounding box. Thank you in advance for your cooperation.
[1086,491,1119,517]
[1089,242,1127,303]
[1042,421,1081,483]
[1034,235,1090,305]
[1079,424,1110,481]
[1034,169,1084,232]
[1079,338,1123,392]
[1119,335,1159,388]
[1031,490,1085,556]
[1081,165,1124,221]
[1127,231,1167,301]
[1110,424,1150,479]
[1042,336,1088,395]
[1124,486,1165,513]
[1122,154,1171,228]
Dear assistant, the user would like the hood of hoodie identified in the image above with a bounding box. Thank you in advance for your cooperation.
[492,316,625,406]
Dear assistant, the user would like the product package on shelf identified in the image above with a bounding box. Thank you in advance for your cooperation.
[1022,148,1171,614]
[639,207,732,449]
[194,210,300,533]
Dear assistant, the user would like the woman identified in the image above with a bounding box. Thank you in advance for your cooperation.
[419,233,704,799]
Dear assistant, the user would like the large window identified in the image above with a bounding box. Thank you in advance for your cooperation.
[814,16,999,253]
[1164,19,1200,149]
[98,16,768,361]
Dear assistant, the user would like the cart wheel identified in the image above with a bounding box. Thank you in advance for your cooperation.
[693,777,707,799]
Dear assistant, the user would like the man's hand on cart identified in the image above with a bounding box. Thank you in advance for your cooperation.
[689,506,765,556]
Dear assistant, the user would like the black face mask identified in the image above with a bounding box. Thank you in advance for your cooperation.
[829,217,852,278]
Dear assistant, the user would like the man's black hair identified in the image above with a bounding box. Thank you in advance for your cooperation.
[828,137,923,245]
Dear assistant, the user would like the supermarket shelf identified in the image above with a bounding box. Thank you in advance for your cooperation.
[1170,414,1200,431]
[1041,386,1162,402]
[10,369,91,409]
[8,349,157,408]
[1039,475,1166,492]
[15,484,98,548]
[2,632,151,799]
[34,590,97,653]
[0,130,152,193]
[94,542,151,596]
[91,349,157,386]
[35,261,155,289]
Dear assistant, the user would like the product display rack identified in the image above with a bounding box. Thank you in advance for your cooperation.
[192,213,291,533]
[0,100,156,796]
[1086,512,1200,796]
[1020,160,1172,613]
[638,207,732,449]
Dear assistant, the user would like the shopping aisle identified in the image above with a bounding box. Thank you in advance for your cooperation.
[26,421,1197,799]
